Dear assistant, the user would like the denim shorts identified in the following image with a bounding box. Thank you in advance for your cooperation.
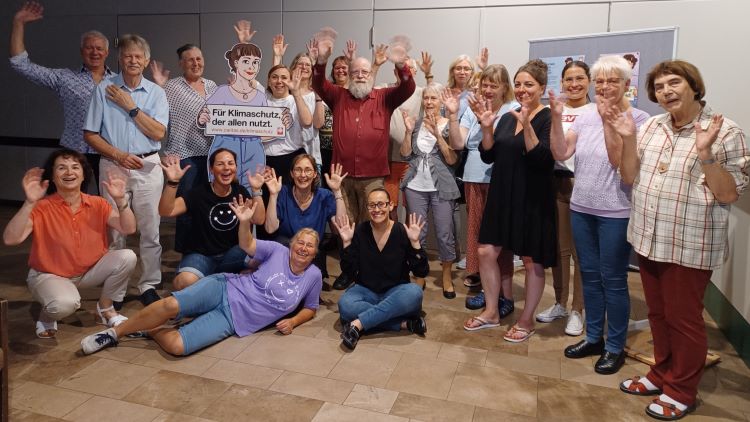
[177,245,248,279]
[172,273,236,355]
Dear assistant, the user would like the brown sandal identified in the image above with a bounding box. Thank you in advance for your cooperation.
[645,398,696,420]
[619,375,662,396]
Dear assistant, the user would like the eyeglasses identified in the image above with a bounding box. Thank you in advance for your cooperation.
[594,78,622,87]
[292,168,315,176]
[454,66,473,72]
[350,70,371,77]
[366,201,389,210]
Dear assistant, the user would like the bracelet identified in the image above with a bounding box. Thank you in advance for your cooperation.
[335,196,343,200]
[700,157,716,165]
[250,190,263,198]
[166,180,180,187]
[424,73,433,79]
[117,202,129,211]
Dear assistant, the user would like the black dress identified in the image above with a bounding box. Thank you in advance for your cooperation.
[477,107,557,268]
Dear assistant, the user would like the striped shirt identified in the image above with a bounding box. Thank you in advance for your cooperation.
[628,105,749,270]
[9,51,114,153]
[163,76,218,159]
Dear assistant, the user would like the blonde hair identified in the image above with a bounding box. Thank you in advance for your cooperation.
[447,55,474,89]
[290,228,320,253]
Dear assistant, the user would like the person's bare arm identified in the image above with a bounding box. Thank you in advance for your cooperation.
[10,2,43,57]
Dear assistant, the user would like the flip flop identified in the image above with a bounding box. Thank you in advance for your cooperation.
[463,316,500,331]
[503,324,535,343]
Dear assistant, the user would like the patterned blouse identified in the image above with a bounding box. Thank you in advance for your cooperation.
[163,76,218,159]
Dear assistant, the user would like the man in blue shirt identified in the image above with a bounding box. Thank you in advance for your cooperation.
[84,33,169,306]
[9,1,114,186]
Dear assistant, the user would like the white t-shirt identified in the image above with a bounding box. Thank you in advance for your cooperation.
[557,102,596,172]
[266,95,305,156]
[300,91,322,165]
[406,121,448,192]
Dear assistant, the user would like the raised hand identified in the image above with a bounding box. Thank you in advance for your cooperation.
[509,105,531,127]
[228,194,257,222]
[404,213,426,244]
[605,108,637,138]
[423,111,439,137]
[343,39,357,62]
[21,167,48,203]
[441,88,459,116]
[323,163,348,192]
[313,34,334,63]
[102,168,127,202]
[695,114,724,154]
[476,47,489,71]
[247,168,265,191]
[159,154,190,182]
[263,167,282,195]
[548,90,565,119]
[418,51,433,76]
[469,95,495,129]
[234,20,256,43]
[372,44,388,67]
[14,1,43,24]
[105,85,136,112]
[149,61,170,87]
[388,44,408,67]
[287,68,302,95]
[402,110,415,134]
[595,94,616,118]
[332,214,354,244]
[273,34,288,58]
[305,38,319,64]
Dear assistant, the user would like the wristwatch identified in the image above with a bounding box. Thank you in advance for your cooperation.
[129,107,140,118]
[250,190,263,197]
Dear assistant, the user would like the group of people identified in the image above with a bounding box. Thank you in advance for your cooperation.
[6,2,749,420]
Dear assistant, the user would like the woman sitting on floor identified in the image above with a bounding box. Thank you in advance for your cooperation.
[333,188,429,351]
[81,197,322,356]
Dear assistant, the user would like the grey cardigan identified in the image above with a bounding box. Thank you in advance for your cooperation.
[400,118,460,201]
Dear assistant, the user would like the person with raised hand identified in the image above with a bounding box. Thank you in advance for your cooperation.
[334,189,429,350]
[445,65,517,308]
[9,1,115,186]
[613,60,748,420]
[264,155,347,283]
[535,60,594,336]
[549,55,649,375]
[310,30,415,290]
[3,149,136,338]
[159,148,265,291]
[81,195,323,357]
[462,60,553,344]
[400,83,460,299]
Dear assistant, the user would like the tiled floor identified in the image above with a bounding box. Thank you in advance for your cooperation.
[2,205,749,421]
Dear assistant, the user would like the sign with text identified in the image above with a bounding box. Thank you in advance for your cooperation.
[205,105,286,137]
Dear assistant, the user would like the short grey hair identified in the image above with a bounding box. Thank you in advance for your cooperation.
[80,30,109,50]
[591,55,632,81]
[118,33,151,60]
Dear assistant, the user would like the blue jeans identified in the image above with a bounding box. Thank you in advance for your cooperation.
[338,283,423,332]
[177,245,248,279]
[571,210,631,353]
[175,156,208,253]
[173,274,236,355]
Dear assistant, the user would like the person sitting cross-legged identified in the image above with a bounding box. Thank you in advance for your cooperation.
[81,197,323,356]
[333,188,429,351]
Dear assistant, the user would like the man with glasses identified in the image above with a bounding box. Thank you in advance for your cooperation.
[312,37,415,290]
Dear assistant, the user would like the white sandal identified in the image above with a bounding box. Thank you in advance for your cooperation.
[97,303,128,327]
[35,320,58,338]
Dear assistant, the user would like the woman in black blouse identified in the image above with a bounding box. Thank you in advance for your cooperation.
[333,188,429,350]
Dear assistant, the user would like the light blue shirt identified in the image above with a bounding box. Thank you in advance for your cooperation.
[83,73,169,154]
[460,101,518,183]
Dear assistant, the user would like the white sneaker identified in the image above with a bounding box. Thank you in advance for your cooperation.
[81,328,118,355]
[456,257,466,270]
[535,303,568,323]
[565,310,584,336]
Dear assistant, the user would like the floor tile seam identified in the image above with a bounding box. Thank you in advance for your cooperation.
[265,373,353,406]
[54,355,158,396]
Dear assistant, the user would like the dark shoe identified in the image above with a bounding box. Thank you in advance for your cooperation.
[564,339,605,359]
[113,300,124,311]
[340,323,360,350]
[406,317,427,335]
[443,288,456,299]
[595,350,626,374]
[465,291,486,310]
[499,297,514,318]
[139,288,161,307]
[333,273,353,290]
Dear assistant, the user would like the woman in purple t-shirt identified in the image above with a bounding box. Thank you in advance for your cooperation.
[80,197,323,356]
[550,55,649,375]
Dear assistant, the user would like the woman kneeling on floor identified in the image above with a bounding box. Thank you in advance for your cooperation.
[333,188,429,351]
[81,197,322,356]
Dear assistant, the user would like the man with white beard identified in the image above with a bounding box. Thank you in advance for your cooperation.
[312,40,415,289]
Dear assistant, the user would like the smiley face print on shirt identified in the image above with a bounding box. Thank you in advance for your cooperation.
[208,202,239,231]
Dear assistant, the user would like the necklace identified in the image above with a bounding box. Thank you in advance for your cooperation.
[210,181,230,197]
[229,84,255,100]
[293,186,312,206]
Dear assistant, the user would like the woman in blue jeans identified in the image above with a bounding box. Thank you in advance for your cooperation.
[333,188,429,350]
[550,55,649,374]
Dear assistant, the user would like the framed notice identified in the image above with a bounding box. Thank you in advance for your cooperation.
[204,104,286,138]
